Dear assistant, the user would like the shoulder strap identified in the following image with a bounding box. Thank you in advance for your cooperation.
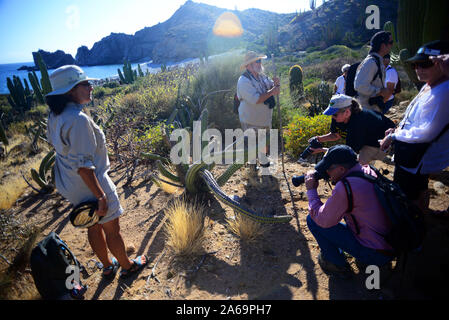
[341,178,360,235]
[369,54,383,83]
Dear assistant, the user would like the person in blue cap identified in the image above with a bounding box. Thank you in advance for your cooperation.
[304,145,394,278]
[307,94,395,165]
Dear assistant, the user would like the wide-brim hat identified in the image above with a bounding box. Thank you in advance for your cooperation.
[315,145,358,174]
[46,65,98,97]
[407,40,449,63]
[69,200,102,228]
[240,51,267,71]
[323,94,353,116]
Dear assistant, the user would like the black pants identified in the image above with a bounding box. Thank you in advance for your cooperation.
[393,165,429,201]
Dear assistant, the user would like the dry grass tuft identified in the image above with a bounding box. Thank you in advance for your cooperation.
[227,213,268,243]
[164,198,206,257]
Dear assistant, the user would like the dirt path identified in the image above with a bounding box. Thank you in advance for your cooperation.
[3,157,449,300]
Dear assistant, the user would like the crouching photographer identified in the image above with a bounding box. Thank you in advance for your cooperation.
[303,145,394,278]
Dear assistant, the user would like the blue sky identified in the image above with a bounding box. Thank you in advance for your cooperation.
[0,0,323,64]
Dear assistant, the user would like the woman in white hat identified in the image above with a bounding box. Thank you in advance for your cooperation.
[236,51,280,182]
[46,65,147,280]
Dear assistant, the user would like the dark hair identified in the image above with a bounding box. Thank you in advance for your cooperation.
[349,99,362,115]
[45,94,73,115]
[384,53,391,59]
[370,31,392,53]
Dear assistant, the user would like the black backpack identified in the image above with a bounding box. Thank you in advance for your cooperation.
[341,166,425,255]
[345,55,383,97]
[30,232,87,300]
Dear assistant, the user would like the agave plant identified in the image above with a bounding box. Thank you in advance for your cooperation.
[142,107,292,224]
[23,149,55,193]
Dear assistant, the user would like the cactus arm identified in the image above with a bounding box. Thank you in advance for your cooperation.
[140,152,170,164]
[216,163,244,187]
[39,150,55,179]
[0,122,9,146]
[199,170,292,224]
[31,168,48,188]
[156,160,181,182]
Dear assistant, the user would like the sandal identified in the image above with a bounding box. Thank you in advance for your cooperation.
[102,257,119,280]
[120,255,148,279]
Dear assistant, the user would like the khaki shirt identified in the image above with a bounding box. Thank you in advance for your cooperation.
[354,53,386,113]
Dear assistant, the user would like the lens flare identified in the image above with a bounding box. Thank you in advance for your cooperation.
[213,12,243,38]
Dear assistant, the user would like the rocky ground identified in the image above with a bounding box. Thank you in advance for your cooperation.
[1,154,448,301]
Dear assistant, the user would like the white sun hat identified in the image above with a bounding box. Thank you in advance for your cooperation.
[323,94,354,115]
[240,51,267,71]
[46,65,98,97]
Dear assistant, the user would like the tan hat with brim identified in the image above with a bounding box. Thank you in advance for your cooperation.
[46,65,98,97]
[240,51,267,71]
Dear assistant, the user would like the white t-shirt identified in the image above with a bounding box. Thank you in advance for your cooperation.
[384,65,398,101]
[335,75,345,94]
[393,80,449,174]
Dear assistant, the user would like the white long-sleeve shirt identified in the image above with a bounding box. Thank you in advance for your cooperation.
[392,79,449,174]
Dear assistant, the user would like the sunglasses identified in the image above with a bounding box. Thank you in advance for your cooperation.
[78,81,92,88]
[411,60,434,69]
[387,40,394,45]
[254,59,262,64]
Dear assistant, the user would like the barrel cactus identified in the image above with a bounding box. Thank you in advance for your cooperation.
[144,108,292,224]
[289,64,304,107]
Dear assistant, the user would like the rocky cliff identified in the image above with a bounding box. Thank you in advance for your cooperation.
[73,0,397,66]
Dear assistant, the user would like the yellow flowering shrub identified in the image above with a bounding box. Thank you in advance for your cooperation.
[284,114,332,158]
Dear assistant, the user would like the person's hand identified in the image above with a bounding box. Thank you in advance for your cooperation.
[379,134,393,152]
[96,194,108,217]
[305,170,319,190]
[310,147,327,154]
[273,76,280,87]
[308,136,319,143]
[430,54,449,77]
[270,85,280,96]
[385,128,395,137]
[379,88,391,100]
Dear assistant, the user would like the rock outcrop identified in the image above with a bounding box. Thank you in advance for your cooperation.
[18,49,75,71]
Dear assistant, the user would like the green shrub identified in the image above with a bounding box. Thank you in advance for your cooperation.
[284,114,332,158]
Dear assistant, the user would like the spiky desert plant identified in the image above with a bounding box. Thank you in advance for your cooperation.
[146,107,292,224]
[25,149,55,193]
[227,213,268,243]
[32,51,52,95]
[164,198,206,256]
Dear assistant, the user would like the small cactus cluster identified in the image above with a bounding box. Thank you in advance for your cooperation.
[118,60,138,84]
[6,76,34,116]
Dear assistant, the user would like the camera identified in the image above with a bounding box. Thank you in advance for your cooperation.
[368,95,386,110]
[299,137,323,160]
[264,96,276,109]
[292,170,326,187]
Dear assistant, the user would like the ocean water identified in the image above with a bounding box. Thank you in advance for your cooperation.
[0,61,168,95]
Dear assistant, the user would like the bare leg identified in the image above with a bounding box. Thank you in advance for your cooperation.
[101,218,132,270]
[87,224,113,267]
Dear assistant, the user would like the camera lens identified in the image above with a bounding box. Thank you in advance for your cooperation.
[292,175,305,187]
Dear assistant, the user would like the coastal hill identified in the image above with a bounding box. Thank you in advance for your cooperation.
[72,0,397,66]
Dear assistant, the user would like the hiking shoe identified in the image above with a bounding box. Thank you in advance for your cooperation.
[317,253,352,279]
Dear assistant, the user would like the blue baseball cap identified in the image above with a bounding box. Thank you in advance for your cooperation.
[323,94,353,116]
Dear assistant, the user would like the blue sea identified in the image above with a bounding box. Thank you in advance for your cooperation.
[0,60,196,95]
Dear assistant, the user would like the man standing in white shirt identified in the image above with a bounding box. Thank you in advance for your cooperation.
[382,54,399,114]
[334,64,350,94]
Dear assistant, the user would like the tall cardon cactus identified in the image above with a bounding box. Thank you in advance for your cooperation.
[32,51,52,95]
[387,0,449,89]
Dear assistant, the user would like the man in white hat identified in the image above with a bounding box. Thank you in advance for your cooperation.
[236,51,280,184]
[307,94,395,165]
[334,64,350,95]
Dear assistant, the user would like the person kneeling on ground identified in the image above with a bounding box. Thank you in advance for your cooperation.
[308,94,395,165]
[305,145,394,278]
